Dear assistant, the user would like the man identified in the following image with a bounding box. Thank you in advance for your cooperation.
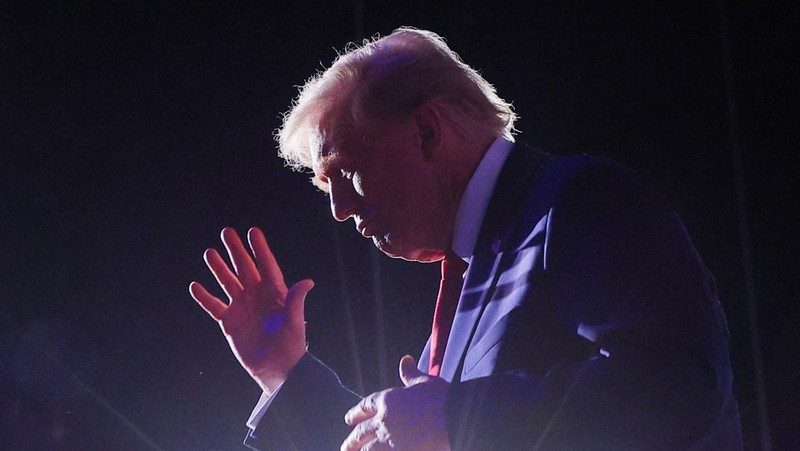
[189,28,743,450]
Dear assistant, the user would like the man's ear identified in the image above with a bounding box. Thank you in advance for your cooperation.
[414,104,442,161]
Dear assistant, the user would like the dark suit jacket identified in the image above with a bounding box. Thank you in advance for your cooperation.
[245,145,743,450]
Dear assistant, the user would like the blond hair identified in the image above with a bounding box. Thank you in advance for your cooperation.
[276,27,517,171]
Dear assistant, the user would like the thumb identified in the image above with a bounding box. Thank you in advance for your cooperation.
[286,278,314,323]
[399,354,429,387]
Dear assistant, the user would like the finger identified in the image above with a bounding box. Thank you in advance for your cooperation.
[340,417,380,451]
[189,281,227,321]
[345,393,379,426]
[286,279,314,327]
[204,248,244,299]
[248,227,286,287]
[221,227,260,287]
[399,355,429,387]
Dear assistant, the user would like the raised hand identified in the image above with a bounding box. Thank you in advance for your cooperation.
[341,356,451,451]
[189,227,314,393]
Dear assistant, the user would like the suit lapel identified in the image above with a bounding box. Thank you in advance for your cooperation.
[438,144,551,381]
[438,250,504,381]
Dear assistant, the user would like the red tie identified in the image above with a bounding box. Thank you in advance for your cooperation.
[429,251,468,377]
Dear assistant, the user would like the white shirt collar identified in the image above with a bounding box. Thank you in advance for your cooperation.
[451,137,514,261]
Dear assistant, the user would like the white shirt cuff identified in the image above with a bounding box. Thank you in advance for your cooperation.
[246,383,284,430]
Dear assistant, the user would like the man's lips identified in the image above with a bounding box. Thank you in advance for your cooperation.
[356,216,376,237]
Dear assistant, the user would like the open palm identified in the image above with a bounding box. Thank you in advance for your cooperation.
[189,227,313,393]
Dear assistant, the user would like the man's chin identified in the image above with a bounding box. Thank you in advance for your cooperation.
[373,236,403,259]
[373,235,410,260]
[373,237,442,263]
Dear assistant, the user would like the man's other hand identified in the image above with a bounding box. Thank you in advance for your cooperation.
[189,227,313,394]
[341,356,451,451]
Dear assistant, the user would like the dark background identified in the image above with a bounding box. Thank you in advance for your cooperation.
[1,0,797,449]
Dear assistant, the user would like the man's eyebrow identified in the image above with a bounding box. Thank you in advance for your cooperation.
[312,151,350,192]
[316,151,351,174]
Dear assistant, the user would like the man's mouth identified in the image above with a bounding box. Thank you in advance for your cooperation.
[356,216,376,237]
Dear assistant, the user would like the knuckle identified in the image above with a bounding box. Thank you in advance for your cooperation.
[355,421,372,442]
[363,394,377,411]
[374,421,391,442]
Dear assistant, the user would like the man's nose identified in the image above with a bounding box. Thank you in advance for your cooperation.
[329,179,358,222]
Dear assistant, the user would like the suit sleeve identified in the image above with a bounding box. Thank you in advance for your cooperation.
[444,161,742,450]
[244,353,360,450]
